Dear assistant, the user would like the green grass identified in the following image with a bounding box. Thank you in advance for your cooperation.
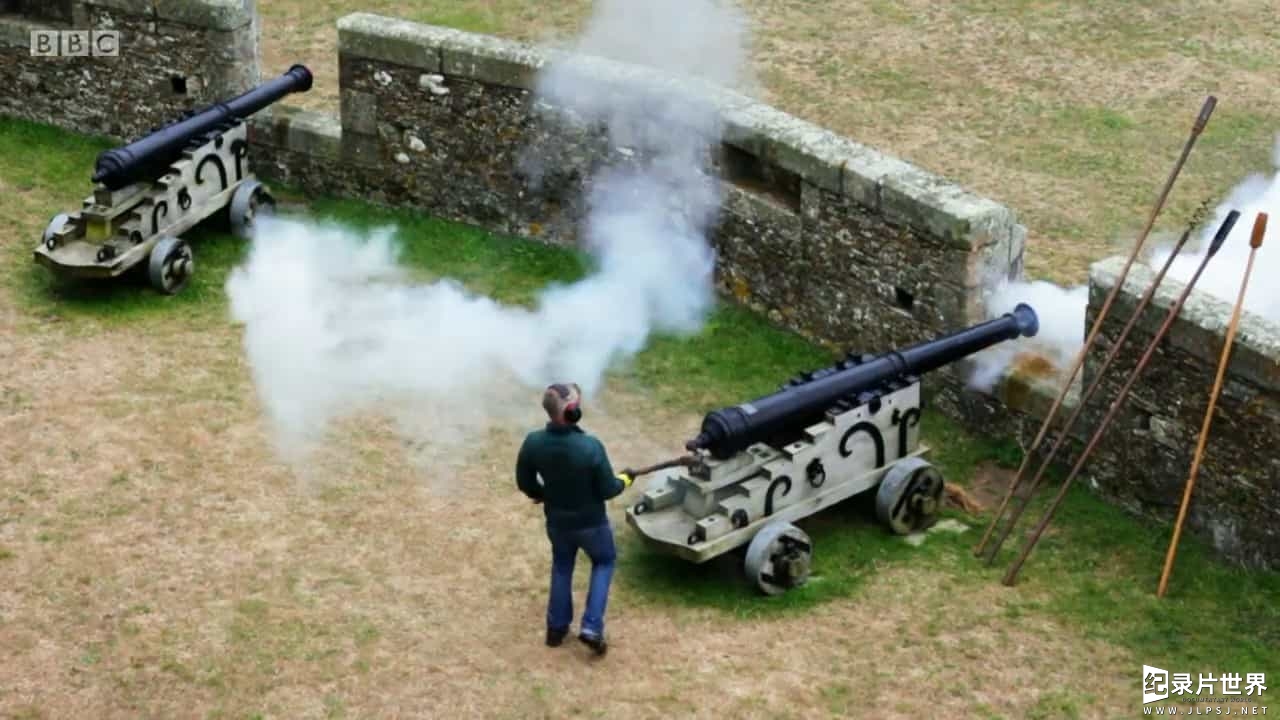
[1,115,835,411]
[4,117,1277,682]
[0,117,245,327]
[623,407,1279,673]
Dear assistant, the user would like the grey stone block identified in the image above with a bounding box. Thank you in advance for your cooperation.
[340,130,381,166]
[838,148,917,213]
[258,105,342,159]
[439,34,547,89]
[340,89,377,135]
[963,224,1022,289]
[82,0,157,18]
[722,182,803,232]
[881,166,1018,251]
[337,13,443,71]
[1089,255,1280,391]
[1008,223,1028,281]
[81,0,255,30]
[720,101,895,204]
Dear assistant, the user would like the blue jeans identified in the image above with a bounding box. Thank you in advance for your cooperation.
[546,521,617,639]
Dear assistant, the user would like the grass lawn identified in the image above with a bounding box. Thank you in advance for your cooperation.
[1,116,1276,718]
[258,0,1280,287]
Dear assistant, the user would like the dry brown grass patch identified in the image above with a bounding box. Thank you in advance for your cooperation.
[259,0,1280,286]
[0,302,1144,717]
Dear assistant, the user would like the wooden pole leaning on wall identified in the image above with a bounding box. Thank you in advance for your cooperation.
[973,95,1218,559]
[979,201,1210,566]
[1156,212,1267,598]
[1000,209,1242,587]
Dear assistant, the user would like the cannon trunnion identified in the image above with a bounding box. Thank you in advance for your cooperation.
[625,305,1039,595]
[34,65,313,294]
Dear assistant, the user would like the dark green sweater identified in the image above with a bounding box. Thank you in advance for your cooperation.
[516,423,626,530]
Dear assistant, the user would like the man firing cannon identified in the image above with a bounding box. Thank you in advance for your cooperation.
[516,382,638,657]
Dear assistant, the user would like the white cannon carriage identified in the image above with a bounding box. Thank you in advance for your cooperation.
[34,65,313,294]
[627,304,1040,594]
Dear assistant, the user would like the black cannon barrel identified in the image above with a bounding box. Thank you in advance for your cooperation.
[91,64,314,190]
[686,303,1040,459]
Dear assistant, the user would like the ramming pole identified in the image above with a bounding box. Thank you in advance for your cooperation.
[979,199,1211,565]
[628,455,700,478]
[1156,212,1267,598]
[973,95,1218,558]
[1001,209,1241,586]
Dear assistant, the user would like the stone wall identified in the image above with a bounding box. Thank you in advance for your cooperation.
[0,0,260,142]
[250,13,1026,412]
[1,4,1274,569]
[1076,257,1280,569]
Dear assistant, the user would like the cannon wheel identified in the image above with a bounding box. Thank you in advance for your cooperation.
[743,520,812,595]
[875,456,944,535]
[229,179,276,239]
[43,213,71,250]
[148,235,194,295]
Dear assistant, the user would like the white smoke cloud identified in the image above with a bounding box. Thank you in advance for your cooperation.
[561,0,752,86]
[966,133,1280,392]
[226,0,751,464]
[1153,135,1280,322]
[966,279,1088,393]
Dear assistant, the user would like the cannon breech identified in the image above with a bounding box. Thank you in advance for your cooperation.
[686,304,1039,459]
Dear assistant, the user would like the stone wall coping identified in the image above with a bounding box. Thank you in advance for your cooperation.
[1090,254,1280,391]
[79,0,253,30]
[335,11,1025,254]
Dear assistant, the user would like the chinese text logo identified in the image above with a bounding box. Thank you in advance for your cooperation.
[1143,665,1267,705]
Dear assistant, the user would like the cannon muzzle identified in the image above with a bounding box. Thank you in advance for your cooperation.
[686,303,1039,459]
[92,64,314,190]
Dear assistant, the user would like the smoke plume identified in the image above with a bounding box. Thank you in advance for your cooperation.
[226,1,751,464]
[1153,135,1280,322]
[966,133,1280,392]
[967,279,1088,393]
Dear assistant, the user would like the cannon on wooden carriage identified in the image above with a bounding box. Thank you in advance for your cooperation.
[625,304,1040,594]
[34,65,313,294]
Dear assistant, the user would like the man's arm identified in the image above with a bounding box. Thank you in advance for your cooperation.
[592,439,631,501]
[515,437,543,502]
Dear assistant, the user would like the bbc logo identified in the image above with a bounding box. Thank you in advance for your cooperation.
[30,30,120,57]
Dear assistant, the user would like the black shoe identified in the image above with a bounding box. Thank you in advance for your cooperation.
[578,631,607,656]
[546,628,568,647]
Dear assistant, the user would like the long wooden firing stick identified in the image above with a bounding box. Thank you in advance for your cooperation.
[979,202,1211,565]
[1156,212,1267,598]
[974,95,1218,558]
[1001,209,1241,587]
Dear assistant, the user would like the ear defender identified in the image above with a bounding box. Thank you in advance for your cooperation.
[549,383,583,423]
[563,399,582,423]
[565,383,583,422]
